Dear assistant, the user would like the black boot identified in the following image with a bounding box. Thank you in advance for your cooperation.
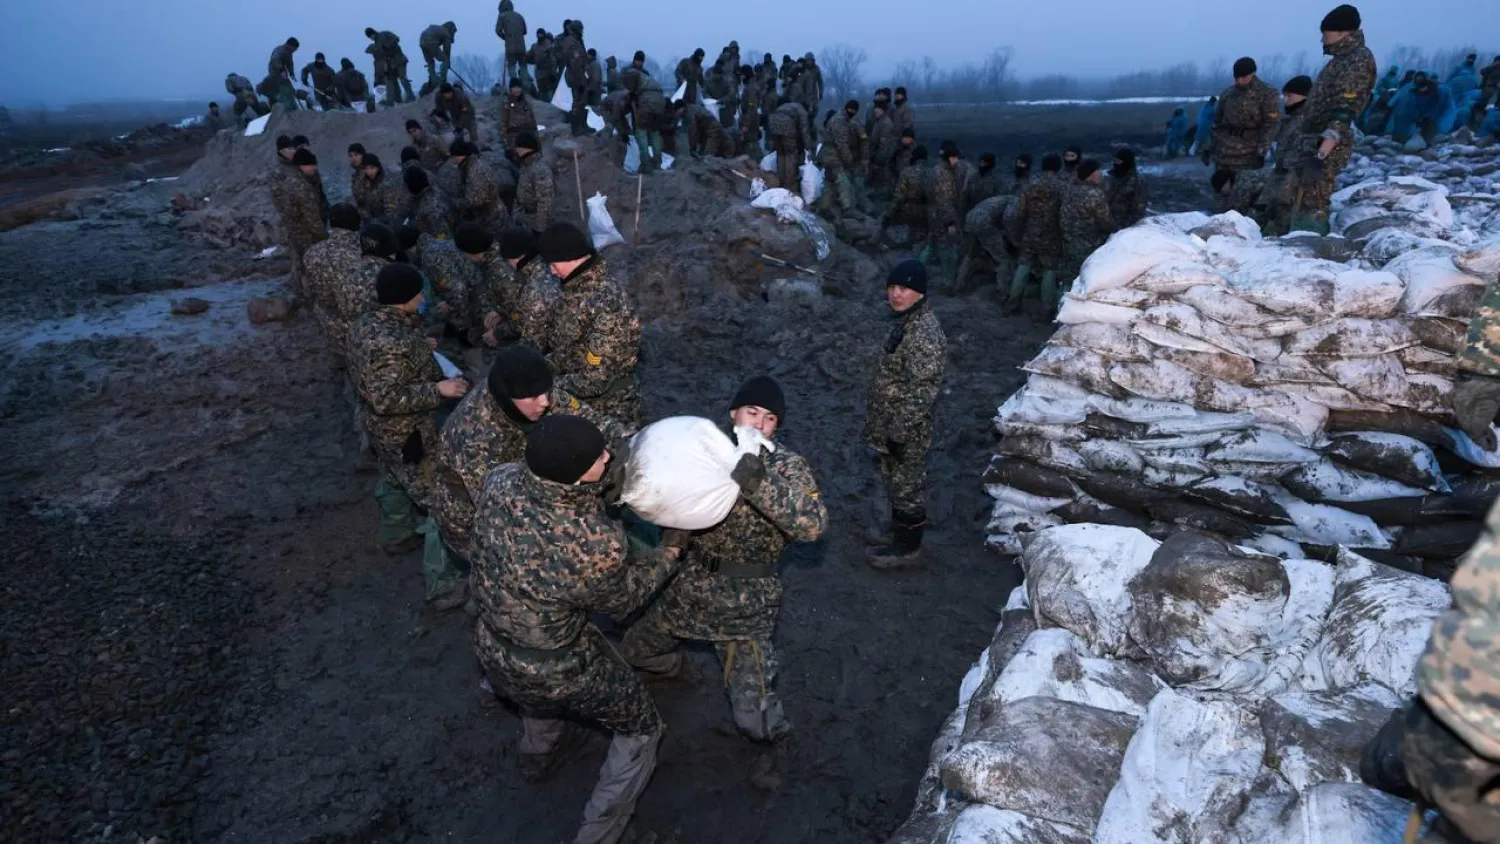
[868,509,925,569]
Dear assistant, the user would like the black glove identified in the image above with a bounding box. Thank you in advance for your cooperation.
[661,528,692,550]
[1250,153,1267,170]
[883,324,905,354]
[886,439,906,461]
[730,452,767,495]
[1452,371,1500,451]
[1299,154,1325,183]
[401,430,425,464]
[1199,147,1212,166]
[603,439,633,504]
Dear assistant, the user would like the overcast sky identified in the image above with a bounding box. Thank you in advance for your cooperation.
[1,0,1495,104]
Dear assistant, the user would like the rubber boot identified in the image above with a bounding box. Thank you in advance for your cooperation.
[1289,210,1330,235]
[937,244,958,293]
[648,131,664,170]
[1038,270,1059,321]
[868,510,925,569]
[1004,264,1030,315]
[633,130,654,172]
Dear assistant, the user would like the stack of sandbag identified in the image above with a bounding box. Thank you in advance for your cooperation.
[985,204,1500,578]
[885,525,1452,844]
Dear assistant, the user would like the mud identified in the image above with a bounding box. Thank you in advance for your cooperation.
[0,101,1206,843]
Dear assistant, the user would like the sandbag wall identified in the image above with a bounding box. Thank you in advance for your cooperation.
[985,178,1500,577]
[887,525,1450,843]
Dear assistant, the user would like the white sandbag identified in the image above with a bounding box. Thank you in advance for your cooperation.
[944,805,1089,844]
[1176,285,1275,329]
[1443,424,1500,467]
[996,420,1088,444]
[1332,269,1406,318]
[1361,228,1456,268]
[1232,782,1420,844]
[1204,429,1321,464]
[671,81,688,101]
[984,628,1166,718]
[618,417,772,530]
[1457,234,1500,279]
[551,79,573,110]
[1139,447,1210,477]
[799,160,823,202]
[1283,318,1419,357]
[1055,295,1142,326]
[1258,683,1402,792]
[1086,393,1197,423]
[1281,459,1428,503]
[1137,303,1280,360]
[1275,497,1391,550]
[1227,260,1339,317]
[1241,391,1329,446]
[1190,210,1264,242]
[243,113,271,136]
[1024,375,1094,401]
[759,151,776,172]
[1077,439,1145,473]
[1325,432,1450,492]
[585,108,605,131]
[1021,346,1122,398]
[1251,357,1337,387]
[1391,252,1485,316]
[995,387,1089,426]
[1157,347,1256,383]
[1087,286,1161,309]
[585,192,625,250]
[1185,475,1294,524]
[1095,689,1279,844]
[432,351,462,378]
[1147,410,1256,436]
[1398,345,1456,377]
[1131,259,1226,294]
[987,505,1066,537]
[1142,466,1208,489]
[1241,532,1304,559]
[1022,524,1159,656]
[985,483,1071,514]
[1143,210,1211,233]
[1130,432,1227,450]
[1075,226,1202,297]
[1385,372,1451,416]
[998,435,1092,475]
[1314,354,1411,405]
[624,136,642,174]
[1299,550,1452,697]
[1050,323,1151,361]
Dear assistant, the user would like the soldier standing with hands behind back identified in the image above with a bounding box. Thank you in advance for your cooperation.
[1209,57,1280,176]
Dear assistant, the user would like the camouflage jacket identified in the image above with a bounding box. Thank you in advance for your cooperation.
[1259,105,1310,208]
[470,463,681,650]
[927,160,960,230]
[1016,171,1064,256]
[1300,30,1377,149]
[684,104,726,152]
[603,90,632,135]
[372,31,404,65]
[1061,180,1115,260]
[1213,78,1281,169]
[1459,278,1500,378]
[819,115,860,172]
[346,305,444,497]
[270,164,329,250]
[1418,497,1500,759]
[889,164,928,220]
[501,95,538,144]
[335,67,371,100]
[675,58,704,100]
[442,90,477,134]
[558,33,587,86]
[300,61,336,93]
[530,40,558,80]
[352,171,408,226]
[420,235,479,338]
[585,58,602,96]
[548,256,642,423]
[434,385,623,551]
[515,255,562,350]
[966,170,1003,209]
[301,229,362,351]
[893,102,916,135]
[496,3,527,57]
[411,183,456,241]
[514,152,554,233]
[767,102,810,147]
[413,134,449,171]
[268,44,296,79]
[226,74,254,95]
[474,246,525,339]
[457,156,506,233]
[866,298,946,448]
[1105,170,1148,229]
[332,255,388,334]
[691,442,826,576]
[420,24,454,61]
[606,64,621,93]
[869,114,898,171]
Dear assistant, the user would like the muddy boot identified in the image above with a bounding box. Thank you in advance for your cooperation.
[518,721,592,784]
[430,580,470,613]
[748,739,789,791]
[868,510,925,569]
[1004,264,1031,314]
[637,652,700,686]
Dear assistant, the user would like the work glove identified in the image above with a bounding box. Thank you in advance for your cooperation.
[660,528,693,550]
[886,439,906,461]
[1199,147,1212,166]
[730,452,767,495]
[602,439,633,504]
[1299,154,1325,184]
[401,430,425,464]
[1451,370,1500,451]
[883,324,906,354]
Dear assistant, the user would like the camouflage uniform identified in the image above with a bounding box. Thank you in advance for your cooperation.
[886,163,928,228]
[420,235,480,340]
[470,462,681,844]
[1060,179,1115,284]
[867,112,898,194]
[893,100,916,137]
[1010,170,1066,307]
[347,305,445,545]
[558,26,589,135]
[674,57,704,104]
[331,256,389,350]
[514,256,562,351]
[864,299,946,518]
[959,194,1016,295]
[501,93,539,151]
[683,103,732,157]
[547,256,642,426]
[738,77,763,154]
[442,89,481,144]
[299,60,337,109]
[602,91,633,161]
[624,69,668,171]
[301,229,363,359]
[225,74,265,124]
[766,102,810,195]
[1105,170,1148,229]
[529,37,559,100]
[335,66,377,112]
[1283,30,1377,234]
[923,159,961,286]
[351,171,408,227]
[267,43,298,109]
[371,31,414,104]
[411,132,449,172]
[472,245,525,344]
[514,152,555,234]
[496,0,528,86]
[622,441,827,742]
[1211,78,1281,172]
[419,23,455,89]
[456,155,507,236]
[816,114,863,213]
[268,161,329,291]
[411,181,457,241]
[584,54,603,107]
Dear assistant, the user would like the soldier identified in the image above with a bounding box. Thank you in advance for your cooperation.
[922,142,962,288]
[335,59,377,113]
[602,90,634,163]
[1211,168,1263,216]
[678,100,732,158]
[885,145,929,231]
[605,56,621,94]
[352,154,407,227]
[1060,160,1116,297]
[622,375,827,758]
[1164,107,1188,158]
[267,37,300,110]
[1006,153,1065,316]
[438,83,480,144]
[225,73,267,125]
[559,21,590,136]
[347,143,366,178]
[712,61,739,129]
[623,53,669,173]
[1451,256,1500,454]
[450,140,506,237]
[767,98,811,196]
[794,61,822,148]
[1190,96,1218,157]
[458,225,523,348]
[366,27,415,104]
[865,261,947,568]
[302,203,363,359]
[893,87,916,138]
[331,223,400,348]
[496,0,529,89]
[348,263,471,562]
[966,153,1003,208]
[501,229,562,351]
[817,100,865,215]
[676,49,707,104]
[300,52,338,110]
[406,120,448,173]
[585,49,603,108]
[270,146,329,295]
[204,102,227,133]
[405,166,456,241]
[958,193,1017,295]
[1210,57,1280,176]
[1105,148,1148,229]
[511,132,555,236]
[418,223,479,342]
[736,65,763,155]
[1062,145,1082,174]
[530,30,559,100]
[420,21,457,90]
[470,414,685,843]
[1282,4,1377,234]
[1256,75,1313,235]
[539,223,643,426]
[498,78,538,153]
[867,102,898,196]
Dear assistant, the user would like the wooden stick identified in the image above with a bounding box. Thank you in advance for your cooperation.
[758,253,818,275]
[573,149,586,224]
[632,174,644,248]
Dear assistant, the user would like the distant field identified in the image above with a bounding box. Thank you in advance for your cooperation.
[916,100,1204,164]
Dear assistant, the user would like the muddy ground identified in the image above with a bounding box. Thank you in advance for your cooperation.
[0,106,1203,843]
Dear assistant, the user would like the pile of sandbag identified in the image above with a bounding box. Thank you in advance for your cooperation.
[887,524,1451,843]
[1340,135,1500,240]
[985,196,1500,578]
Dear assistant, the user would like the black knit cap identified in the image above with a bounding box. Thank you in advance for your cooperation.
[633,50,646,62]
[439,82,455,94]
[844,99,859,114]
[887,258,927,295]
[348,142,366,155]
[360,223,396,258]
[361,153,383,171]
[397,224,421,251]
[405,119,422,131]
[292,135,310,147]
[1016,152,1033,168]
[1077,159,1101,180]
[1283,75,1313,96]
[292,149,317,166]
[538,222,593,262]
[375,263,424,305]
[1211,169,1236,193]
[1041,153,1062,172]
[1114,148,1137,169]
[1233,57,1257,78]
[403,166,429,195]
[329,203,361,232]
[731,375,786,419]
[489,344,554,402]
[526,415,606,484]
[400,145,420,163]
[910,145,928,162]
[1320,3,1360,31]
[500,228,537,259]
[514,131,540,151]
[454,223,493,255]
[276,134,295,150]
[450,140,478,157]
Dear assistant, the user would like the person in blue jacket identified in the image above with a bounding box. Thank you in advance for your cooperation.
[1363,66,1401,129]
[1164,107,1188,158]
[1190,96,1217,158]
[1449,53,1479,83]
[1479,104,1500,141]
[1449,57,1481,100]
[1454,88,1486,132]
[1388,74,1456,143]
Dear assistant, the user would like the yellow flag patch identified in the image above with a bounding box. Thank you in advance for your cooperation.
[568,397,580,410]
[585,351,603,366]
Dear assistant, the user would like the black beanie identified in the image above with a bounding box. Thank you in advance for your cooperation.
[1042,153,1062,172]
[348,142,366,155]
[538,222,593,262]
[397,224,421,251]
[360,223,396,258]
[1065,145,1082,160]
[887,259,928,295]
[400,145,420,164]
[341,58,354,69]
[514,131,540,152]
[731,376,786,419]
[1283,75,1313,96]
[361,153,383,171]
[329,203,361,232]
[844,99,859,114]
[450,140,478,157]
[292,135,310,147]
[510,77,524,89]
[292,149,317,166]
[405,119,422,131]
[454,223,493,255]
[910,145,928,162]
[440,82,455,95]
[375,263,424,305]
[633,50,646,62]
[1113,148,1137,170]
[1320,3,1360,31]
[489,344,555,402]
[276,134,295,150]
[1233,57,1257,78]
[1016,152,1033,169]
[500,228,537,259]
[403,166,430,195]
[1077,159,1101,180]
[526,415,606,484]
[1211,169,1236,193]
[940,141,960,160]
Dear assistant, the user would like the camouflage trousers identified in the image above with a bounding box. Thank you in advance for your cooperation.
[772,135,802,195]
[1285,142,1353,234]
[569,84,589,135]
[1011,249,1061,310]
[1400,698,1500,843]
[620,565,790,742]
[957,229,1014,295]
[477,623,663,844]
[817,167,857,214]
[879,434,931,515]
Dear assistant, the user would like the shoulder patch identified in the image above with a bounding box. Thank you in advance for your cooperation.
[584,350,603,366]
[568,396,580,410]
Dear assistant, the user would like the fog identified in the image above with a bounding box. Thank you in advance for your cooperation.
[0,0,1495,105]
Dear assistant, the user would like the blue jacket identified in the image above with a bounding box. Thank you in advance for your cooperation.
[1165,112,1188,143]
[1480,108,1500,140]
[1194,101,1216,142]
[1388,84,1457,138]
[1450,69,1480,98]
[1449,61,1478,82]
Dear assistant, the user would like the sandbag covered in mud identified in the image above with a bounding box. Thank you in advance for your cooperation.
[1022,524,1159,656]
[980,628,1166,719]
[1275,497,1392,549]
[1256,683,1402,792]
[1182,476,1292,524]
[618,417,771,530]
[1393,520,1484,559]
[1231,782,1422,844]
[1075,226,1202,297]
[943,805,1089,844]
[1280,459,1428,504]
[980,456,1076,499]
[1325,431,1450,491]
